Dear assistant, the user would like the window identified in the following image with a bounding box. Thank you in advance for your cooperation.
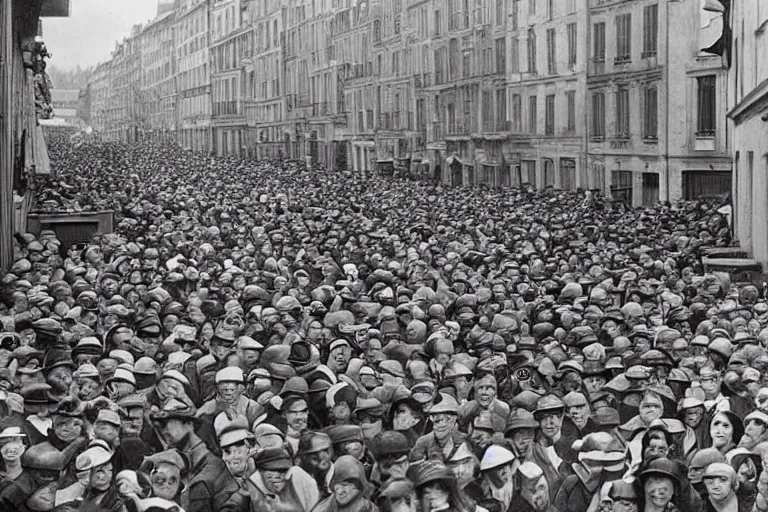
[496,0,505,25]
[483,90,493,131]
[642,4,658,58]
[528,95,537,133]
[512,93,522,131]
[567,23,577,68]
[462,51,471,77]
[547,0,553,20]
[611,171,633,204]
[527,29,537,73]
[434,10,442,35]
[642,85,658,140]
[373,19,381,41]
[545,94,555,135]
[495,38,506,74]
[546,28,556,74]
[529,0,535,16]
[593,22,605,70]
[697,75,716,136]
[591,91,605,139]
[496,88,507,130]
[510,37,519,72]
[615,87,630,138]
[566,90,575,132]
[615,14,631,63]
[511,0,518,29]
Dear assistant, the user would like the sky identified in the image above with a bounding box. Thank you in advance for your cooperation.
[42,0,160,70]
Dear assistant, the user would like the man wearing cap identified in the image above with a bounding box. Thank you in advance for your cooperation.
[0,426,35,508]
[113,394,157,472]
[560,391,598,465]
[93,408,122,449]
[247,447,320,512]
[606,480,639,512]
[235,335,263,376]
[410,393,469,464]
[458,372,509,436]
[185,327,239,407]
[371,360,410,406]
[297,431,335,500]
[479,444,518,511]
[215,413,257,491]
[74,444,122,511]
[150,401,247,512]
[197,366,264,432]
[104,367,137,402]
[19,382,58,446]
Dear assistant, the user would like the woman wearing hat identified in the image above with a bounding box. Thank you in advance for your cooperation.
[709,411,745,458]
[249,446,320,512]
[311,455,378,512]
[408,460,474,512]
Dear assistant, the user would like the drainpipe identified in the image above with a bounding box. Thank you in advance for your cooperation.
[664,0,670,202]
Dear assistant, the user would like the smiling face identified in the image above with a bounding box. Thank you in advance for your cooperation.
[0,438,26,463]
[644,476,674,510]
[151,462,181,500]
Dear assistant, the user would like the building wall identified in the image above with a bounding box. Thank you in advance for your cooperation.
[728,0,768,265]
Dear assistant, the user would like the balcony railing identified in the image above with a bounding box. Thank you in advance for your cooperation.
[213,101,240,116]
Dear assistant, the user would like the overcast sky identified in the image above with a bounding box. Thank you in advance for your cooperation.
[43,0,159,70]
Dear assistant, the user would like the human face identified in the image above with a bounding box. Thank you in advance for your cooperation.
[309,449,332,473]
[511,428,535,455]
[430,413,457,441]
[94,421,119,445]
[470,427,492,450]
[422,483,450,510]
[53,416,83,443]
[90,463,113,492]
[700,375,720,397]
[262,470,287,493]
[704,475,733,503]
[360,416,383,440]
[475,382,496,408]
[97,359,117,381]
[333,348,350,372]
[334,481,360,506]
[156,378,184,400]
[284,400,309,432]
[539,412,562,440]
[47,366,73,394]
[342,441,365,460]
[710,413,734,449]
[75,354,100,366]
[222,441,251,477]
[393,404,419,431]
[644,477,674,510]
[218,382,241,404]
[0,439,25,463]
[151,463,181,500]
[613,498,638,512]
[78,378,101,401]
[380,454,409,479]
[683,406,705,429]
[583,376,606,395]
[638,397,663,425]
[157,418,191,447]
[643,437,669,462]
[331,402,351,423]
[745,418,768,445]
[567,404,590,429]
[121,408,144,437]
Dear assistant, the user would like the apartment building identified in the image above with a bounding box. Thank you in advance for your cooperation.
[586,0,730,206]
[136,11,177,142]
[728,0,768,265]
[176,0,213,152]
[86,61,112,134]
[104,31,142,142]
[245,0,285,159]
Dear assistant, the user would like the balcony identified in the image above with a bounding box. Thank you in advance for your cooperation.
[213,101,240,116]
[613,55,631,65]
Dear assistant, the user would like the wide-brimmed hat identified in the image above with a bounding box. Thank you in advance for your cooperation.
[638,457,682,486]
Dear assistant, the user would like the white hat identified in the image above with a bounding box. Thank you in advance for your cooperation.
[95,409,121,426]
[745,410,768,425]
[0,426,26,440]
[109,350,135,366]
[108,368,136,387]
[237,336,264,351]
[518,461,544,480]
[215,366,244,384]
[75,446,113,471]
[329,339,350,352]
[160,369,190,387]
[480,444,516,471]
[74,363,101,380]
[166,351,192,366]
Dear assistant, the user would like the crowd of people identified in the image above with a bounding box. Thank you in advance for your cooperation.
[0,135,760,512]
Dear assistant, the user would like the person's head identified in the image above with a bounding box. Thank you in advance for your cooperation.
[0,428,27,465]
[93,409,121,446]
[52,412,84,443]
[699,367,721,397]
[743,411,768,448]
[518,462,550,512]
[638,391,664,425]
[330,341,352,372]
[609,481,639,512]
[300,432,334,474]
[46,365,73,394]
[331,456,367,507]
[89,461,114,492]
[710,411,743,450]
[537,410,563,441]
[283,396,309,433]
[216,368,245,405]
[703,463,738,503]
[474,373,497,408]
[643,475,675,510]
[378,479,416,512]
[154,416,195,448]
[391,400,421,431]
[222,438,253,477]
[564,392,590,429]
[680,400,705,429]
[642,428,671,463]
[687,448,726,484]
[147,458,184,501]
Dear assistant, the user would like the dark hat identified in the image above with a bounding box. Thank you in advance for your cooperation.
[298,431,333,455]
[52,398,84,418]
[408,460,456,488]
[369,431,410,459]
[253,447,293,471]
[42,347,76,373]
[323,424,364,446]
[505,409,539,434]
[638,457,682,486]
[20,383,57,405]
